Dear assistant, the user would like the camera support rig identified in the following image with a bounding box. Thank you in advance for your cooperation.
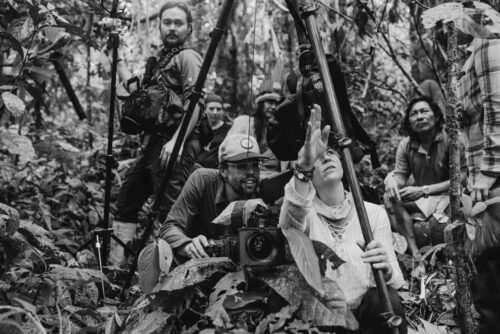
[285,0,402,331]
[77,0,133,298]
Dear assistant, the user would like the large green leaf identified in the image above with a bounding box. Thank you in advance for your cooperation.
[154,257,237,292]
[8,15,34,44]
[138,239,173,294]
[255,304,299,334]
[205,271,246,328]
[18,220,56,252]
[255,265,357,329]
[124,311,171,334]
[1,92,25,118]
[0,32,24,58]
[0,129,36,166]
[281,227,324,294]
[0,203,20,237]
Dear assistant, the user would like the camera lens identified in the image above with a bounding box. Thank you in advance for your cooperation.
[246,232,275,261]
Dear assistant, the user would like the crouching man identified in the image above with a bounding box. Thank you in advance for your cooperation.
[279,105,406,334]
[159,133,264,260]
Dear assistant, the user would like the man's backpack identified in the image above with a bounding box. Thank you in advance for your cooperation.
[119,48,186,136]
[267,55,380,167]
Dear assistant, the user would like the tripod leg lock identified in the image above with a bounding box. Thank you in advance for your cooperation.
[379,311,403,328]
[330,132,353,151]
[299,2,317,18]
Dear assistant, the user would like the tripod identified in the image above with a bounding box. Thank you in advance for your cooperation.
[77,0,133,297]
[285,0,402,332]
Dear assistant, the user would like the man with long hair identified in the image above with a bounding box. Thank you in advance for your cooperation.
[384,96,466,256]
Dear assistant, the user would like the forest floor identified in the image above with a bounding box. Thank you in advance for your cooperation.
[0,130,470,334]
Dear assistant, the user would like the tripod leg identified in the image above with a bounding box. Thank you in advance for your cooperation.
[109,222,137,266]
[77,237,98,253]
[110,233,135,255]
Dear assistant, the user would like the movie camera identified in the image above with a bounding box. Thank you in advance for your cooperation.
[205,204,288,267]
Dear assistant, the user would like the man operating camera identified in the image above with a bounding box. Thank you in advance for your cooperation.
[159,133,265,260]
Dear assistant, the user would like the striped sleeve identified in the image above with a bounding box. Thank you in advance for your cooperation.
[476,40,500,174]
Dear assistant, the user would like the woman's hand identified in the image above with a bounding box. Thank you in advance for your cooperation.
[358,240,393,282]
[296,104,331,169]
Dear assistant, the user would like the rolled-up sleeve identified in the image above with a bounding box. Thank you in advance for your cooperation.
[392,138,410,185]
[278,178,316,233]
[159,170,203,249]
[476,40,500,175]
[177,50,202,107]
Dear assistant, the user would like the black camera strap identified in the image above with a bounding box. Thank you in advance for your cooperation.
[146,46,186,87]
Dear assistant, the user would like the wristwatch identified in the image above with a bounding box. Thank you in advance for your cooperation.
[294,164,315,183]
[422,186,431,198]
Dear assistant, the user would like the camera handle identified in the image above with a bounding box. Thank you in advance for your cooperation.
[286,0,402,331]
[121,0,236,300]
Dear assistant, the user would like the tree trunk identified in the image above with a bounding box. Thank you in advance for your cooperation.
[445,20,476,334]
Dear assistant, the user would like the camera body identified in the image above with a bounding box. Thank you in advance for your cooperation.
[205,205,287,266]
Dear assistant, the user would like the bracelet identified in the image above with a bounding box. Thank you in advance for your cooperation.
[293,163,315,182]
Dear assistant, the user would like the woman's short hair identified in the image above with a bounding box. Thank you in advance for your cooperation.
[159,1,192,24]
[403,96,444,138]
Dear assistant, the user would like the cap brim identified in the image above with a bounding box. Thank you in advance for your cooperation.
[223,152,265,163]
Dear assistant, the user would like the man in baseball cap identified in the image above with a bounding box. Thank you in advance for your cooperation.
[160,134,264,261]
[218,133,264,197]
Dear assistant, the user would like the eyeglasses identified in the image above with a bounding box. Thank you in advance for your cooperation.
[226,161,261,172]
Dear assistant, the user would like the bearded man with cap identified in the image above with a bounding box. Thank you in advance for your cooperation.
[160,133,264,260]
[196,93,231,168]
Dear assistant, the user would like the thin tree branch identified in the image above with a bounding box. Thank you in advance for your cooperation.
[378,25,424,95]
[412,11,446,96]
[316,0,354,22]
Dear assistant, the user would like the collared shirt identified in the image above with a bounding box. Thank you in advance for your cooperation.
[457,38,500,187]
[159,168,230,249]
[393,130,466,188]
[159,48,202,107]
[279,178,404,309]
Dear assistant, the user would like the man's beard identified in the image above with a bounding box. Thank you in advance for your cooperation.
[232,176,258,198]
[161,33,182,48]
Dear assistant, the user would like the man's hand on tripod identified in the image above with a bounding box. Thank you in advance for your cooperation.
[178,235,216,259]
[160,140,184,168]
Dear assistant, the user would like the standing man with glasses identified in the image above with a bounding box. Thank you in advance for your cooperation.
[159,133,264,260]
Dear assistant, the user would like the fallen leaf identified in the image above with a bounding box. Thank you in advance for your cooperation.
[205,271,245,328]
[255,304,299,334]
[420,317,448,334]
[154,257,237,292]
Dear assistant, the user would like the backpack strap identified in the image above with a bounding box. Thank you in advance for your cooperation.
[150,46,186,85]
[296,72,305,122]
